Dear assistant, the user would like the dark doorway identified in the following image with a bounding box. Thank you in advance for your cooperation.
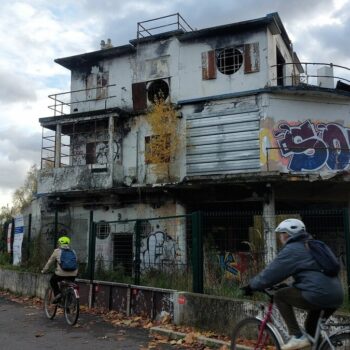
[113,233,133,276]
[276,48,285,86]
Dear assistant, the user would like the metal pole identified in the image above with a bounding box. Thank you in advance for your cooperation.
[191,211,203,293]
[27,214,32,261]
[88,213,96,282]
[54,209,58,249]
[343,208,350,300]
[134,220,141,285]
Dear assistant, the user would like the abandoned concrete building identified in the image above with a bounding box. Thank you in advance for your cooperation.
[34,13,350,282]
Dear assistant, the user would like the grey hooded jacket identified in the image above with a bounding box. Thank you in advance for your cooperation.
[249,232,343,308]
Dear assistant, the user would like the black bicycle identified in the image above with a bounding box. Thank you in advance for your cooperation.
[44,280,80,326]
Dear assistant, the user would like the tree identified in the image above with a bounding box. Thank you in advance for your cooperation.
[12,164,38,214]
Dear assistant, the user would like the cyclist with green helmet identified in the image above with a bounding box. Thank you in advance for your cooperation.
[42,236,78,303]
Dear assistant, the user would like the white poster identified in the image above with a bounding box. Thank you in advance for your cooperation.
[13,216,24,266]
[7,222,12,254]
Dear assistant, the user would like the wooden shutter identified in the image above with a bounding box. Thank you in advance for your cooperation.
[132,82,147,112]
[244,43,260,73]
[201,50,217,80]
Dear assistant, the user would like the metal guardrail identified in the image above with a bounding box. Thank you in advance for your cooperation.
[137,13,193,40]
[48,84,117,116]
[270,62,350,87]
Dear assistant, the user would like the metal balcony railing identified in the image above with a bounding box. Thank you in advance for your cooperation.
[48,84,117,116]
[270,62,350,88]
[137,13,193,40]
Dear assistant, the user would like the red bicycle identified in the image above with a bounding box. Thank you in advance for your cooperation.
[231,288,350,350]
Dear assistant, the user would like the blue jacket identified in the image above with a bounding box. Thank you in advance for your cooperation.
[249,232,344,308]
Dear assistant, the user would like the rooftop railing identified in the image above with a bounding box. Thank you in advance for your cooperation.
[137,13,193,40]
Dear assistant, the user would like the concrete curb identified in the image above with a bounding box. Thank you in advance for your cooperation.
[150,326,231,348]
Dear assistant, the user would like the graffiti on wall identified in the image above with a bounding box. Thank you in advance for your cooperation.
[218,251,249,280]
[140,229,179,271]
[72,135,121,165]
[274,120,350,172]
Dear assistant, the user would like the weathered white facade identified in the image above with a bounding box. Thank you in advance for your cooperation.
[36,13,350,270]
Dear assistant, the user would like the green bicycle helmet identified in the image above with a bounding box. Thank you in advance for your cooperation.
[58,236,71,245]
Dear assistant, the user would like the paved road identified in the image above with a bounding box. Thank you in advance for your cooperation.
[0,296,183,350]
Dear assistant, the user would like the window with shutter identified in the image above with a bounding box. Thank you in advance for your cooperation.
[201,50,217,80]
[132,82,147,112]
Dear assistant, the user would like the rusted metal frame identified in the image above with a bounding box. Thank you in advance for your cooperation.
[178,13,194,31]
[48,84,117,98]
[48,95,117,115]
[271,62,350,71]
[306,74,350,84]
[105,214,190,225]
[40,128,45,169]
[137,13,193,39]
[48,84,117,116]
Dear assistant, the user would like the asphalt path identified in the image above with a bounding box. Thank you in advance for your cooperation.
[0,296,184,350]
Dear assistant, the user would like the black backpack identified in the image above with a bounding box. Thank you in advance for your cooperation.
[59,248,77,271]
[305,239,340,277]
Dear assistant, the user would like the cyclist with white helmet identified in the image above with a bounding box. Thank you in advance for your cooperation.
[242,218,343,350]
[42,236,78,303]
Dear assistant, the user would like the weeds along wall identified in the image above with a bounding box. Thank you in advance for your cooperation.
[1,209,349,299]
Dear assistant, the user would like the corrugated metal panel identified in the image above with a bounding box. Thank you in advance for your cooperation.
[186,108,260,175]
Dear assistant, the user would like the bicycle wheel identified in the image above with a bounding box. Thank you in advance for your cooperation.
[64,288,79,326]
[231,317,281,350]
[320,331,350,349]
[44,287,57,320]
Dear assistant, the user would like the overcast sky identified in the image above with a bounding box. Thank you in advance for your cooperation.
[0,0,349,208]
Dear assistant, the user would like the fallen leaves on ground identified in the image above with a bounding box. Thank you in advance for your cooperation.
[0,290,230,349]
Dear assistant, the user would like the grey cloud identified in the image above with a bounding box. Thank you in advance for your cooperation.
[0,162,28,189]
[305,8,350,63]
[77,0,332,45]
[0,128,41,163]
[0,71,37,103]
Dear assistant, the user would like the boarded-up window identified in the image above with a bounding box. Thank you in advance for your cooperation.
[96,72,109,99]
[132,82,147,112]
[244,43,260,73]
[202,50,217,80]
[145,135,171,164]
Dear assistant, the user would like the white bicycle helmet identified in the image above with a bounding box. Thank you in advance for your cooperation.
[275,218,306,236]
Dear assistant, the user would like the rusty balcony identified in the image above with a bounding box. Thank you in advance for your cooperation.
[48,84,117,116]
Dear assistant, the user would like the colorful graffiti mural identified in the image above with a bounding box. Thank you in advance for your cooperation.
[218,251,249,280]
[274,120,350,172]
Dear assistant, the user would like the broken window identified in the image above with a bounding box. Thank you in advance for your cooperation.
[132,79,170,112]
[145,134,171,164]
[86,141,108,165]
[147,79,169,103]
[276,47,285,86]
[216,47,243,75]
